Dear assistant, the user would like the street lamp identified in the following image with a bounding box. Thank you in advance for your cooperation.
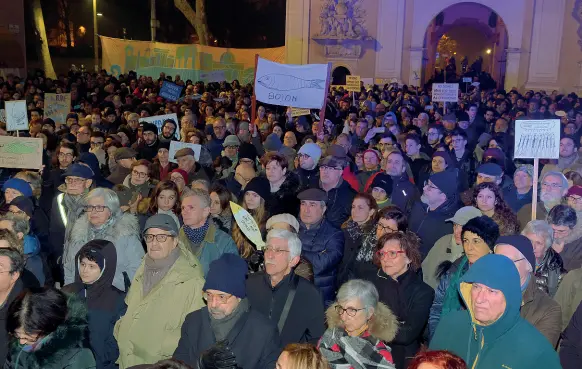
[486,49,492,55]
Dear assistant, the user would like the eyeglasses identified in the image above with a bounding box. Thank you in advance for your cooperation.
[132,170,149,178]
[58,152,74,158]
[568,195,582,203]
[214,125,226,130]
[542,182,562,189]
[203,291,232,304]
[144,234,174,243]
[423,181,440,192]
[84,205,109,212]
[264,246,290,255]
[321,165,342,172]
[376,223,397,233]
[376,250,405,259]
[335,305,365,317]
[224,145,238,150]
[65,177,86,185]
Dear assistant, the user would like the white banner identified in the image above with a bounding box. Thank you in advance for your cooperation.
[432,83,459,103]
[514,119,560,159]
[254,57,329,109]
[139,113,180,140]
[5,100,28,131]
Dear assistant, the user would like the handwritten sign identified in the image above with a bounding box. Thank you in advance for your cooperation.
[291,108,311,117]
[346,75,361,92]
[432,83,459,103]
[5,100,28,131]
[45,93,71,128]
[230,201,265,249]
[0,136,43,169]
[0,109,5,123]
[159,81,183,101]
[139,113,180,140]
[199,70,226,84]
[514,119,560,159]
[168,141,201,163]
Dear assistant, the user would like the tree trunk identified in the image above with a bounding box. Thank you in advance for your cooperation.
[32,0,56,78]
[61,0,73,51]
[173,0,209,45]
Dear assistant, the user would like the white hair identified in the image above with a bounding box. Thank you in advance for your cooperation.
[522,220,553,252]
[266,229,302,259]
[84,188,120,218]
[183,188,211,208]
[336,279,379,313]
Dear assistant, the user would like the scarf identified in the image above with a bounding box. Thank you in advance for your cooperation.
[355,226,377,262]
[63,193,86,239]
[184,220,210,254]
[319,327,395,369]
[87,214,118,241]
[210,298,249,342]
[142,247,180,296]
[441,256,469,317]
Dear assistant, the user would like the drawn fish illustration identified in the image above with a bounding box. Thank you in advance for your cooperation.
[2,142,36,155]
[257,74,325,91]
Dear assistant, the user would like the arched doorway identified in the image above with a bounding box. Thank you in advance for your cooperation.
[421,2,508,89]
[332,66,351,85]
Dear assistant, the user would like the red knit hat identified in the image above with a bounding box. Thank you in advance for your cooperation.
[567,185,582,197]
[170,168,188,184]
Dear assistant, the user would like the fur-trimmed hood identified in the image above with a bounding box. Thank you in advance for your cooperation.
[68,211,140,247]
[7,295,93,368]
[325,302,399,342]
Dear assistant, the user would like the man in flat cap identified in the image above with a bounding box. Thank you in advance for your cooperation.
[174,148,212,185]
[297,188,344,307]
[107,147,137,185]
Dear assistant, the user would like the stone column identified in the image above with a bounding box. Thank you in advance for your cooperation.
[285,0,310,64]
[504,48,523,91]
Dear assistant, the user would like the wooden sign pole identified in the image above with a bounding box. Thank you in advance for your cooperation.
[251,54,259,124]
[531,158,539,220]
[318,62,333,136]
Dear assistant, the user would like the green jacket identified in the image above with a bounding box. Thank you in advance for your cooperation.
[554,267,582,330]
[430,254,561,369]
[114,242,205,369]
[5,295,95,369]
[178,221,238,277]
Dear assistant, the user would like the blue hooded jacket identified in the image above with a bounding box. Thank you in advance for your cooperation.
[23,234,45,286]
[430,254,561,369]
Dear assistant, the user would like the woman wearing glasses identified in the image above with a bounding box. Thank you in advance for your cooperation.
[63,188,145,292]
[428,216,499,339]
[367,232,434,369]
[122,159,157,200]
[318,279,397,369]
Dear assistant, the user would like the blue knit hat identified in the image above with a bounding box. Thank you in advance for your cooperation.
[2,178,33,198]
[203,253,248,298]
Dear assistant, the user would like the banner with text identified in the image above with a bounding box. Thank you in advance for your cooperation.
[254,57,329,109]
[100,36,285,84]
[159,81,183,102]
[45,93,71,127]
[346,75,361,92]
[432,83,459,103]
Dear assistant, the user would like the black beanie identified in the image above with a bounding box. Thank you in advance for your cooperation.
[142,122,158,135]
[243,176,271,202]
[496,235,536,269]
[462,216,500,250]
[429,170,458,199]
[238,143,258,162]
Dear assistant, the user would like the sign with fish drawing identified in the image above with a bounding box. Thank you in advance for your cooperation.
[254,57,330,109]
[0,136,43,169]
[5,100,28,131]
[514,119,560,159]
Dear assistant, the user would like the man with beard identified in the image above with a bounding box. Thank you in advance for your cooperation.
[159,118,177,143]
[518,171,569,229]
[173,253,281,369]
[133,122,159,162]
[423,124,444,157]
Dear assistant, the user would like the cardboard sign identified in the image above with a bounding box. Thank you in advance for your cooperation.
[291,108,311,117]
[514,119,560,159]
[432,83,459,103]
[230,201,266,249]
[462,77,472,83]
[159,81,183,101]
[168,141,201,163]
[346,75,361,92]
[199,70,226,83]
[0,109,5,123]
[5,100,28,131]
[0,136,43,169]
[45,93,71,127]
[255,57,329,109]
[139,113,180,140]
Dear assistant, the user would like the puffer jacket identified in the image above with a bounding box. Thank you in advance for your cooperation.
[318,179,357,229]
[298,219,344,306]
[267,172,300,217]
[535,248,565,297]
[63,212,145,291]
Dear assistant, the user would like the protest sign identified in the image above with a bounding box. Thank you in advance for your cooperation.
[159,81,183,101]
[514,119,560,159]
[291,108,311,117]
[45,93,71,127]
[0,136,43,169]
[5,100,28,131]
[254,57,330,109]
[346,75,361,92]
[462,77,472,83]
[199,70,226,83]
[168,141,201,163]
[139,113,180,140]
[0,109,5,123]
[431,83,459,103]
[230,201,265,249]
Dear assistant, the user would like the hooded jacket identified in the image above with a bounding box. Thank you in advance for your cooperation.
[23,235,45,286]
[4,295,96,369]
[408,199,459,258]
[430,254,561,369]
[62,240,126,369]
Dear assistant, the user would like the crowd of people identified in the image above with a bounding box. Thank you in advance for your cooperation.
[0,67,581,369]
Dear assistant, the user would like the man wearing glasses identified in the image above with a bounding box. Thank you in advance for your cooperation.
[494,235,562,346]
[174,253,281,369]
[76,126,92,153]
[115,214,205,369]
[317,148,356,228]
[517,171,569,229]
[208,117,229,160]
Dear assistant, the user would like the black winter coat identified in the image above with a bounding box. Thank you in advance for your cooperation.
[295,166,319,193]
[409,200,458,258]
[319,180,356,229]
[390,174,420,214]
[367,269,434,369]
[560,300,582,369]
[0,279,24,364]
[246,272,325,346]
[267,173,300,217]
[173,306,281,369]
[298,220,344,306]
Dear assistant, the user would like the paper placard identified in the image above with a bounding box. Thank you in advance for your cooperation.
[432,83,459,103]
[230,201,266,249]
[514,119,560,159]
[45,93,71,127]
[0,136,43,169]
[168,141,201,163]
[199,70,226,83]
[159,81,183,101]
[139,113,180,140]
[462,77,472,83]
[291,108,311,117]
[5,100,28,131]
[346,75,361,92]
[0,109,5,123]
[255,57,329,109]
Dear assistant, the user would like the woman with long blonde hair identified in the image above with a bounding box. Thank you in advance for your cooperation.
[277,343,329,369]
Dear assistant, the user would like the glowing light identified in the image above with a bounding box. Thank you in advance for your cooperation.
[97,13,103,16]
[486,49,492,54]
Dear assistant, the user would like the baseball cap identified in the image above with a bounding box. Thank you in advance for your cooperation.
[446,206,482,225]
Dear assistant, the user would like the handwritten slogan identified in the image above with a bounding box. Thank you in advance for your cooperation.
[45,93,71,127]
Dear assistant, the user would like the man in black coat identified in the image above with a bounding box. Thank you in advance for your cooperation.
[173,253,281,369]
[246,229,325,346]
[0,248,26,364]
